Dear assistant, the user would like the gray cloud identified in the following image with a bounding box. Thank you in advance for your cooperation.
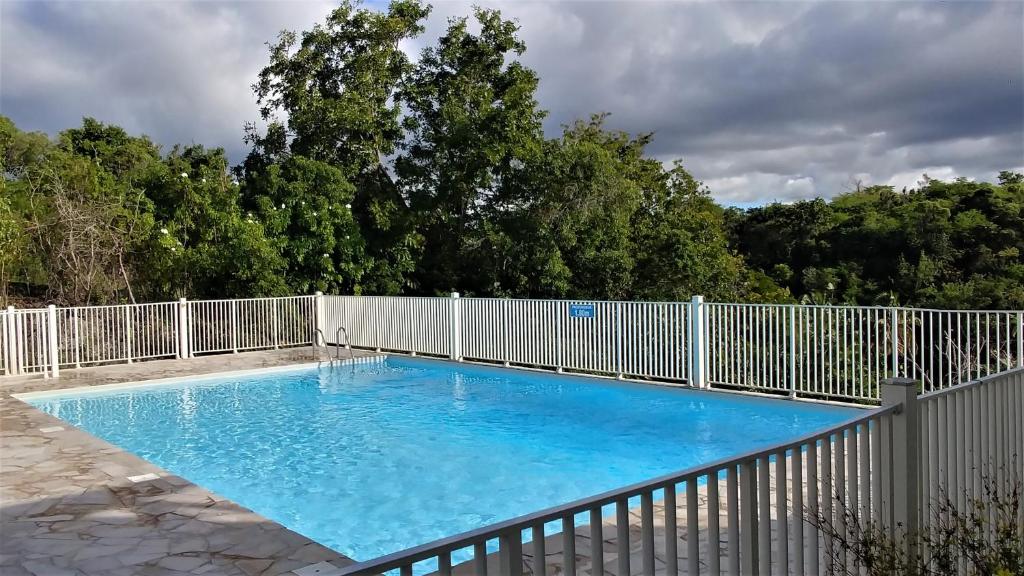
[2,0,1022,205]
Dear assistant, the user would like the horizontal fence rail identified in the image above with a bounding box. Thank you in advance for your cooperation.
[0,296,316,377]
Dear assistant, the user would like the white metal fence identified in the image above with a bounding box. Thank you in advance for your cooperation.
[0,296,315,378]
[917,367,1023,541]
[4,294,1022,403]
[3,294,1021,574]
[189,297,314,355]
[56,303,179,368]
[336,369,1024,575]
[336,398,899,575]
[706,304,1024,401]
[322,296,695,381]
[322,295,453,357]
[321,295,1022,403]
[1,307,53,376]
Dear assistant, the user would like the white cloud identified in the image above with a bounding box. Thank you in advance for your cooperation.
[886,167,962,191]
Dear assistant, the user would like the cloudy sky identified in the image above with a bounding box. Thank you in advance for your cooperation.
[2,0,1022,205]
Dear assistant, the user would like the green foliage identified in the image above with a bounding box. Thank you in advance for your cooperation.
[397,6,546,295]
[248,0,431,294]
[0,194,23,305]
[140,145,288,299]
[242,155,364,295]
[813,475,1023,576]
[729,176,1024,309]
[473,114,790,303]
[2,1,1020,309]
[2,118,161,304]
[1,116,289,304]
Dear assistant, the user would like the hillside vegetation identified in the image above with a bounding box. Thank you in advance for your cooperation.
[2,1,1021,310]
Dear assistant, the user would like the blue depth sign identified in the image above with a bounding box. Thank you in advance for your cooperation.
[569,304,595,318]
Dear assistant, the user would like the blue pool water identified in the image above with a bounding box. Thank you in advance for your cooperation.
[30,357,859,563]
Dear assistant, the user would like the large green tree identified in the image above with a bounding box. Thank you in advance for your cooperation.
[1,117,161,304]
[4,0,1021,311]
[243,153,364,295]
[397,6,546,295]
[142,144,288,299]
[247,0,431,294]
[478,114,784,302]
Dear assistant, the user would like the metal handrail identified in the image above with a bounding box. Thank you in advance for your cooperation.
[335,326,354,364]
[312,328,331,365]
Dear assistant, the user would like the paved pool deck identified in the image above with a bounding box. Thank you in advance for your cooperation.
[3,348,833,576]
[1,348,378,576]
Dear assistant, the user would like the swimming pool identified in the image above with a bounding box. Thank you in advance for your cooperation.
[27,356,860,564]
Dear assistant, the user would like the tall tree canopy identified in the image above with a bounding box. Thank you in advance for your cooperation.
[245,0,431,294]
[2,0,1020,311]
[1,118,287,305]
[396,6,546,294]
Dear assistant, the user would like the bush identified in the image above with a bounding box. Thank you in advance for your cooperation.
[810,472,1023,575]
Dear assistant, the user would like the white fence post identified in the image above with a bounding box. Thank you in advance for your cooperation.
[690,295,707,389]
[231,300,240,353]
[788,305,798,398]
[72,308,81,368]
[272,299,280,349]
[503,298,511,367]
[616,301,624,379]
[740,460,759,574]
[314,291,324,346]
[177,298,189,359]
[124,306,134,364]
[450,292,462,361]
[890,309,900,377]
[1017,311,1023,368]
[13,307,24,375]
[47,305,59,378]
[880,377,920,561]
[1,306,11,375]
[556,301,564,373]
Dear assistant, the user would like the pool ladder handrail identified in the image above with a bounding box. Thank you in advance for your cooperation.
[335,326,354,365]
[313,328,332,366]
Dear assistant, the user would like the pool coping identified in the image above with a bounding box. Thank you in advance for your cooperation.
[13,355,386,402]
[351,349,876,410]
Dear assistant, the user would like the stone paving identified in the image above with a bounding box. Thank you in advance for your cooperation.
[1,347,379,576]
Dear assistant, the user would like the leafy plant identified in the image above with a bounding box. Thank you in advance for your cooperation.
[810,473,1023,575]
